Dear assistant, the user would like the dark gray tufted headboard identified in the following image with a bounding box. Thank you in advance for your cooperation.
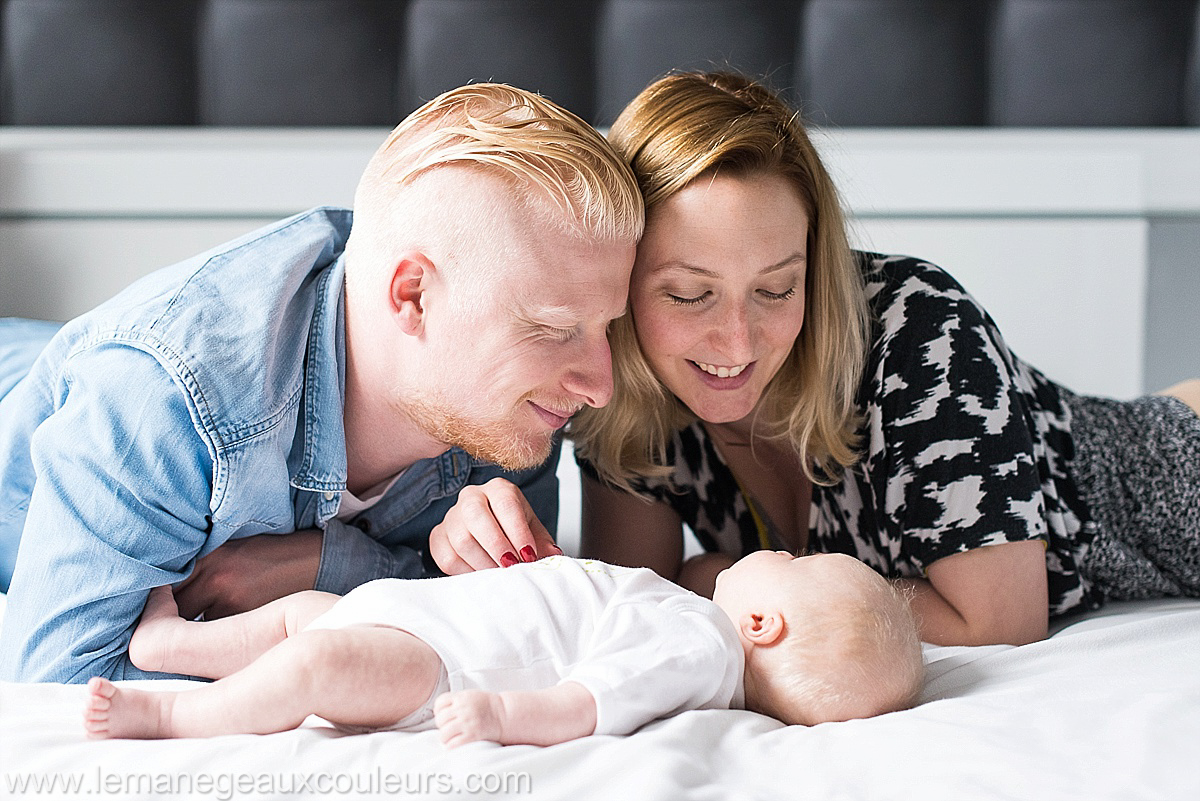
[3,0,1200,128]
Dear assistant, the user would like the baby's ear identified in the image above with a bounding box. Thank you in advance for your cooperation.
[739,611,785,647]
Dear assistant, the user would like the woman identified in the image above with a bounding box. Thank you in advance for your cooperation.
[567,71,1200,646]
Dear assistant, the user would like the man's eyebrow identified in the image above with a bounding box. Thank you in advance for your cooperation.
[515,302,628,326]
[515,304,578,327]
[649,252,807,278]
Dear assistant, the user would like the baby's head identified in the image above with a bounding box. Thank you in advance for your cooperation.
[712,551,923,726]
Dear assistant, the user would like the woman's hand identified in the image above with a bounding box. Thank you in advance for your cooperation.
[429,477,562,575]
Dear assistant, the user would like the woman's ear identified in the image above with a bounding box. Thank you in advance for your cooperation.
[739,610,786,647]
[389,251,436,335]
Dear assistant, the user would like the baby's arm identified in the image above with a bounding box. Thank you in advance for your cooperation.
[434,599,737,748]
[434,682,597,748]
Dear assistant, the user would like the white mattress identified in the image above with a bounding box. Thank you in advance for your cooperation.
[2,596,1198,800]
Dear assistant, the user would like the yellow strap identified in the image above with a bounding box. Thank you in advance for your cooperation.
[729,474,772,551]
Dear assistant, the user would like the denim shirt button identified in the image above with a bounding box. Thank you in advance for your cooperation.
[354,518,370,533]
[323,492,336,501]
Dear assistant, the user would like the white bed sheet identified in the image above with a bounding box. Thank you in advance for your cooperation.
[2,597,1198,801]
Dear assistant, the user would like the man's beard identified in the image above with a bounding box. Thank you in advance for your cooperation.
[403,394,553,471]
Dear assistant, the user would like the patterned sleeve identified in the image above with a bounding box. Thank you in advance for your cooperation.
[856,256,1049,574]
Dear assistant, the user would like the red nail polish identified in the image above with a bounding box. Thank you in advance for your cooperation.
[500,552,519,568]
[520,546,537,563]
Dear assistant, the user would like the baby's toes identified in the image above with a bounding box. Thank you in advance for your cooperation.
[83,678,115,737]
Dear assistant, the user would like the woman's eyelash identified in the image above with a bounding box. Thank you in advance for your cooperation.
[667,287,795,305]
[668,292,709,306]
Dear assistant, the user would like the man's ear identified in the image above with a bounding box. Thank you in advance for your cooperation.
[739,610,786,647]
[389,251,436,335]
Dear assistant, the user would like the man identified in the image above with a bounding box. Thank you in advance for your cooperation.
[0,83,642,683]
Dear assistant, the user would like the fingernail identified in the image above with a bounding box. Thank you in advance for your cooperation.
[500,552,519,568]
[552,544,564,555]
[520,546,537,563]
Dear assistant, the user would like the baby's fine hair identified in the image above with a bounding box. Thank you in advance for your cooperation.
[754,559,924,726]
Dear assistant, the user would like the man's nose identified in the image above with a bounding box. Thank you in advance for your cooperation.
[563,333,614,409]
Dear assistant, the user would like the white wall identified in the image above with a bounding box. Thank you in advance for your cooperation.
[0,129,376,321]
[849,217,1147,398]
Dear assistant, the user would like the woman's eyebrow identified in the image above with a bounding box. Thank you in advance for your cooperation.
[765,252,807,272]
[650,252,806,277]
[648,261,720,278]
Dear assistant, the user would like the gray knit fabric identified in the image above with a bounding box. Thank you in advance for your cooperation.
[1067,393,1200,600]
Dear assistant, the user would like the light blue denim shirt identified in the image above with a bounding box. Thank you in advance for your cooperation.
[0,207,559,683]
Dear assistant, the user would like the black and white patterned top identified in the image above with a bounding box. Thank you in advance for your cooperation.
[580,253,1105,618]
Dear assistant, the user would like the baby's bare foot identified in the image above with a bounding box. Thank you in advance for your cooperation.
[128,585,181,672]
[83,677,172,739]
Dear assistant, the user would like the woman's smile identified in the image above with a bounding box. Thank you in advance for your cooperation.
[688,359,756,390]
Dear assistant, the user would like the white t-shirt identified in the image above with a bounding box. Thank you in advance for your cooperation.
[306,556,745,735]
[334,471,404,521]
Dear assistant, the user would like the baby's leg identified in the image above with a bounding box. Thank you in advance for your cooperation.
[86,625,443,739]
[129,585,339,679]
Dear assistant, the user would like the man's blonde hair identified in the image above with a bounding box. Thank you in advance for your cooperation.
[570,71,870,491]
[346,82,643,279]
[750,559,924,725]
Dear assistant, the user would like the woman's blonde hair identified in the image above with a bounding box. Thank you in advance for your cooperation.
[571,71,870,491]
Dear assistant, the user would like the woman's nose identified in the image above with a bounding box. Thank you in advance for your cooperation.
[709,302,754,360]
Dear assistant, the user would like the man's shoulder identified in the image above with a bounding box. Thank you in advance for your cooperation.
[68,206,352,329]
[54,207,354,442]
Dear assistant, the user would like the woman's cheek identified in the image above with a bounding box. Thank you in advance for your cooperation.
[637,310,686,360]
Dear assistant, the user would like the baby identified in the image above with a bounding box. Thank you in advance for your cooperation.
[83,552,923,745]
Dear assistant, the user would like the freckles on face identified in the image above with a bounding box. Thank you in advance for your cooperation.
[630,171,811,424]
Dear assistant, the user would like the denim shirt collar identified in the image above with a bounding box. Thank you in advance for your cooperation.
[289,254,349,496]
[285,252,483,526]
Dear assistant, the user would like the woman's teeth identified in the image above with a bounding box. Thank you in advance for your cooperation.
[694,361,748,378]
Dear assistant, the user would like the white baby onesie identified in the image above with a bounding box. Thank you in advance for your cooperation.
[305,555,745,735]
